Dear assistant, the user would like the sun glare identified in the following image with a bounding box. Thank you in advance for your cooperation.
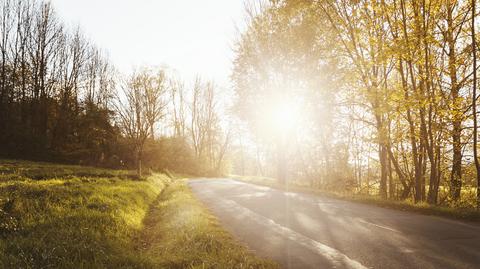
[264,97,302,135]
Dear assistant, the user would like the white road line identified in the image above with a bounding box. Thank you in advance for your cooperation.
[211,197,368,269]
[399,247,415,253]
[357,219,401,233]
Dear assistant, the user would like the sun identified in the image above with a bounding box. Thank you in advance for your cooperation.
[263,97,302,136]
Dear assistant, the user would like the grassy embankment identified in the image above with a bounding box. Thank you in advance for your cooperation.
[231,175,480,222]
[0,160,276,268]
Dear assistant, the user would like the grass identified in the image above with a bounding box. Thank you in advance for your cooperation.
[0,159,136,181]
[0,159,165,268]
[231,175,480,222]
[0,159,276,268]
[136,180,277,269]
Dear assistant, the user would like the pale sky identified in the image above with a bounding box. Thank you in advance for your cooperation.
[50,0,246,85]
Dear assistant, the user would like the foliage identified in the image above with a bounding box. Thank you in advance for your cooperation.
[231,0,480,207]
[0,0,118,165]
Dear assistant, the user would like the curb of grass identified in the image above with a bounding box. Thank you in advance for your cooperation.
[230,175,480,223]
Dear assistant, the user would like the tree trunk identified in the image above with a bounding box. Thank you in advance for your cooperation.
[450,128,462,201]
[472,0,480,209]
[379,144,388,199]
[446,1,462,201]
[375,112,388,199]
[277,139,287,186]
[388,154,394,199]
[136,148,142,178]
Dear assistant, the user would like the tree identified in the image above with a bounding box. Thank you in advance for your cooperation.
[188,77,229,174]
[170,77,187,138]
[115,68,167,177]
[472,0,480,209]
[0,0,119,164]
[232,0,480,207]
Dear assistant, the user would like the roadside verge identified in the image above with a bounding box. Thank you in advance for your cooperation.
[136,178,278,268]
[231,175,480,222]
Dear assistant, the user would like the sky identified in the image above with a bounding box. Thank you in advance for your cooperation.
[49,0,246,85]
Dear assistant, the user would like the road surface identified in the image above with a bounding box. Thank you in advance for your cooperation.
[189,179,480,269]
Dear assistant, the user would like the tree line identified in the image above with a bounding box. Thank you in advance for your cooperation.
[0,0,230,177]
[232,0,480,208]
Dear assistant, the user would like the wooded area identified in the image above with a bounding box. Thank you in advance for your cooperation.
[232,0,480,209]
[0,0,230,176]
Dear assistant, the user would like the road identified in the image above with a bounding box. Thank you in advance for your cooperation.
[189,179,480,269]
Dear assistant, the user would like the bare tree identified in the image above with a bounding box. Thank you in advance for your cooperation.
[188,77,228,174]
[0,0,118,165]
[115,68,167,177]
[170,77,187,138]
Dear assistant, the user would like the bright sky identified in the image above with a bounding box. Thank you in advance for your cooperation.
[50,0,246,85]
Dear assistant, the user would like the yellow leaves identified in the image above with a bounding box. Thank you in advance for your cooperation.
[389,87,405,104]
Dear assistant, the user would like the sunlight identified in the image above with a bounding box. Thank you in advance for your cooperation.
[264,96,302,135]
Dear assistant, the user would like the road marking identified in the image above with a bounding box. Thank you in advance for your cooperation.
[399,247,415,253]
[233,192,269,198]
[213,197,368,269]
[357,219,400,233]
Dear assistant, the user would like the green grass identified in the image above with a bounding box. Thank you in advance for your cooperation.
[0,159,164,268]
[136,180,277,269]
[0,159,136,181]
[232,175,480,222]
[0,160,276,268]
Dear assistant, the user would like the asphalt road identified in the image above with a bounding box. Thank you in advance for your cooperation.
[189,179,480,269]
